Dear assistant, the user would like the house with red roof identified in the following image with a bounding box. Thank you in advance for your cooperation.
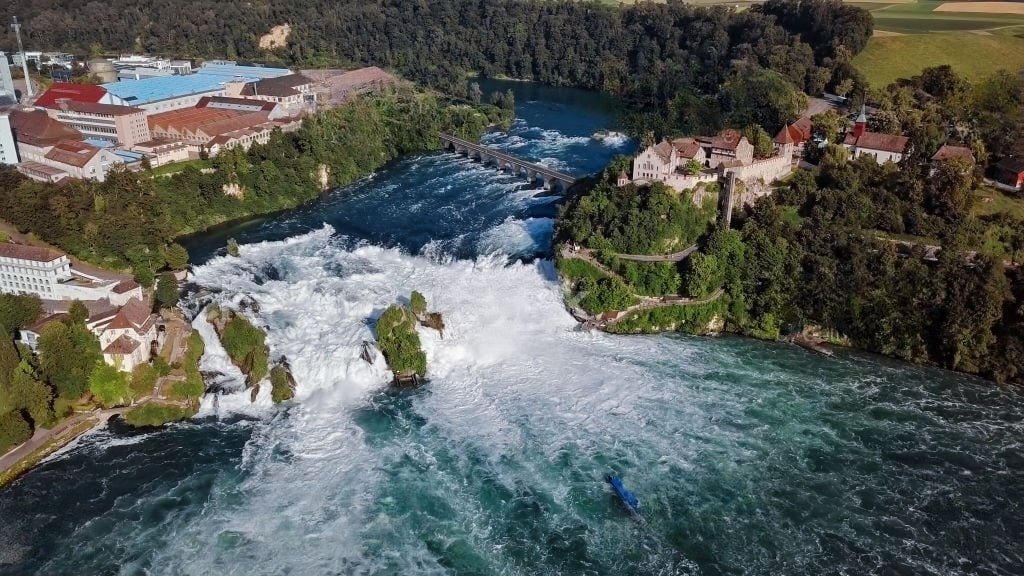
[90,298,164,372]
[930,145,975,175]
[33,82,108,109]
[843,105,909,164]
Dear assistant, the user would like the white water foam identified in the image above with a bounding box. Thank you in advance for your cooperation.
[158,226,708,573]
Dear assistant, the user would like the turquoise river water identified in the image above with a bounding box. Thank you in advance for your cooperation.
[0,81,1021,576]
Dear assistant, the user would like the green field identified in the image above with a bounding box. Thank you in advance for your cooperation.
[868,0,1024,32]
[854,31,1024,85]
[850,0,1024,86]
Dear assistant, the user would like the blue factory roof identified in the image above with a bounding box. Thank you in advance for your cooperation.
[194,63,292,80]
[102,73,236,105]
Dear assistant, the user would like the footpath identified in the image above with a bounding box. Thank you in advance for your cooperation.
[559,245,724,329]
[0,402,146,485]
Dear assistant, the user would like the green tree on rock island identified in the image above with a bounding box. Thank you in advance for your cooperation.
[375,301,428,381]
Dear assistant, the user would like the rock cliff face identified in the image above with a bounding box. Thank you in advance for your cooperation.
[206,304,269,401]
[318,164,331,191]
[269,360,297,403]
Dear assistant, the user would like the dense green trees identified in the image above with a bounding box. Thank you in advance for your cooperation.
[0,295,42,335]
[560,179,715,255]
[156,273,179,309]
[4,0,868,118]
[218,312,269,387]
[165,243,189,271]
[0,410,31,455]
[37,321,100,401]
[88,362,130,408]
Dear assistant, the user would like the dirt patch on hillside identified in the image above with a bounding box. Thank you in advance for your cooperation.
[872,29,906,36]
[934,2,1024,14]
[259,24,291,50]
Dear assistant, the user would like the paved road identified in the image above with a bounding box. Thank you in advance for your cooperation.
[0,403,141,475]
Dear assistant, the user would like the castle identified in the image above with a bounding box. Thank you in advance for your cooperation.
[624,125,808,203]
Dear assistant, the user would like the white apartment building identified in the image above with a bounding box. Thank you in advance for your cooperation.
[0,243,143,304]
[0,111,17,165]
[0,244,73,298]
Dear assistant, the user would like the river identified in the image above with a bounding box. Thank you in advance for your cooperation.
[0,81,1022,576]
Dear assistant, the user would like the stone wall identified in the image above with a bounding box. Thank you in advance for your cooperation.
[724,154,792,185]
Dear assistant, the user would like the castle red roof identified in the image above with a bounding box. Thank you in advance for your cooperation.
[34,82,108,108]
[698,129,744,151]
[672,137,703,159]
[843,131,909,154]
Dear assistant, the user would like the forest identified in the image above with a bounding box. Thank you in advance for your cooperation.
[2,0,871,115]
[559,142,1024,385]
[0,88,507,282]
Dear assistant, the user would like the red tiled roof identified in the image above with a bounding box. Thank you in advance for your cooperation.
[672,137,703,159]
[0,243,65,263]
[102,334,142,355]
[105,299,153,332]
[112,279,140,294]
[698,129,744,151]
[34,82,107,108]
[44,140,102,168]
[792,117,813,139]
[25,313,68,334]
[8,109,83,147]
[931,145,974,163]
[775,121,811,145]
[844,131,909,154]
[51,101,145,116]
[773,125,796,145]
[651,141,674,163]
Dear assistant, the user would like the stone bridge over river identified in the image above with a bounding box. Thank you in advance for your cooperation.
[439,132,577,192]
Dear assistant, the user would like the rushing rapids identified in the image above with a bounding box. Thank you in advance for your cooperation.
[0,81,1022,576]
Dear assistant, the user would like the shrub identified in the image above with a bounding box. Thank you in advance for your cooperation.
[410,291,427,316]
[607,300,725,334]
[123,404,194,428]
[130,364,158,398]
[269,365,295,403]
[220,314,268,385]
[375,304,427,376]
[579,276,637,314]
[556,258,608,283]
[156,272,179,309]
[88,362,130,408]
[0,410,31,454]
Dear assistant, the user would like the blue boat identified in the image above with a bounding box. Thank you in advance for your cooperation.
[606,474,641,515]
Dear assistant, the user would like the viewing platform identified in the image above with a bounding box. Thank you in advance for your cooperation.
[439,132,577,192]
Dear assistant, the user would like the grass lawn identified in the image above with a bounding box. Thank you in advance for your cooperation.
[150,158,212,178]
[853,32,1024,85]
[972,186,1024,220]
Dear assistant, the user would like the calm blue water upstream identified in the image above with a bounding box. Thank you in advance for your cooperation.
[0,81,1021,576]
